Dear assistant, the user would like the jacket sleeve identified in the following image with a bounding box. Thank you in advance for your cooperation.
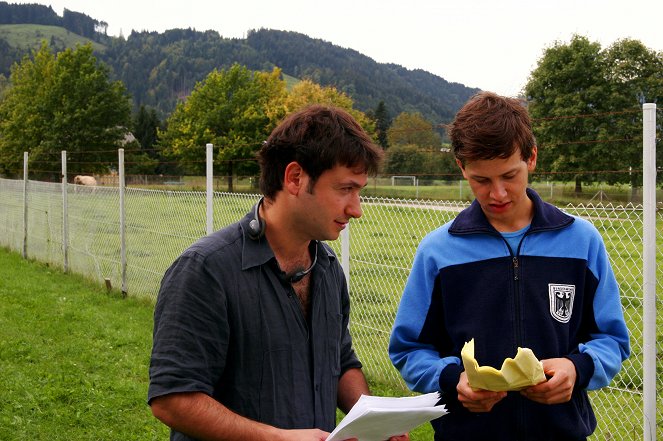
[388,238,461,393]
[576,227,630,390]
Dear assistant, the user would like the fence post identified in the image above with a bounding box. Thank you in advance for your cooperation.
[22,151,28,259]
[642,103,657,441]
[61,151,69,272]
[119,148,127,297]
[341,226,350,290]
[206,143,213,235]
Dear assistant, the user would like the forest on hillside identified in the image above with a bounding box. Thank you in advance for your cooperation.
[0,2,479,123]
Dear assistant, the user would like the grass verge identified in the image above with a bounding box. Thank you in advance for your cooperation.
[0,247,168,440]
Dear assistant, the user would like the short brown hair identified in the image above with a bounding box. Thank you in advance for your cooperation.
[258,105,382,198]
[449,91,536,166]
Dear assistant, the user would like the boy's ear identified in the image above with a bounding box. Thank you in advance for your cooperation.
[527,146,538,171]
[456,159,467,178]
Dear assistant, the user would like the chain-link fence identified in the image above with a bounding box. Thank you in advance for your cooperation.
[0,178,660,440]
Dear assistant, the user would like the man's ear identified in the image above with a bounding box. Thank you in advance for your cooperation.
[283,161,304,195]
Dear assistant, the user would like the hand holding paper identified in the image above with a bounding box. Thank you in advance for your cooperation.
[327,392,447,441]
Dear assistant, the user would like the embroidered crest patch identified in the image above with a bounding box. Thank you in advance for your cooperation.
[548,284,575,323]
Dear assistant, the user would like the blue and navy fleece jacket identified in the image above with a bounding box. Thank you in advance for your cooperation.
[389,188,630,441]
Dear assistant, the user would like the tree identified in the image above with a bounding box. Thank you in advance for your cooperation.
[283,79,375,135]
[159,64,287,191]
[383,144,427,176]
[602,39,663,193]
[525,35,663,194]
[373,101,391,148]
[0,42,132,179]
[387,111,442,149]
[525,35,609,193]
[383,112,451,179]
[132,105,161,151]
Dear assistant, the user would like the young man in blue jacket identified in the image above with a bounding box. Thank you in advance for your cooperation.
[389,92,630,441]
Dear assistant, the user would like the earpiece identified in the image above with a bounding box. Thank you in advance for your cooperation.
[248,197,266,240]
[288,244,318,283]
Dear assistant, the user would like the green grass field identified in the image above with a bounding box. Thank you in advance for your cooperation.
[0,247,168,440]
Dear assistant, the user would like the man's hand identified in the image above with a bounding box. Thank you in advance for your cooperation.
[342,434,409,441]
[280,429,329,440]
[457,371,507,412]
[520,357,576,404]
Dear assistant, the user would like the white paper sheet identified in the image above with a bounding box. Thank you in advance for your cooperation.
[327,392,447,441]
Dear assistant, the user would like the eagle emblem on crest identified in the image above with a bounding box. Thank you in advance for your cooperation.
[548,284,575,323]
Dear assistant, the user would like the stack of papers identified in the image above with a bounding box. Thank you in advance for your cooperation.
[327,392,447,441]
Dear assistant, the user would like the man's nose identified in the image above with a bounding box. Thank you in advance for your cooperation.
[346,193,362,219]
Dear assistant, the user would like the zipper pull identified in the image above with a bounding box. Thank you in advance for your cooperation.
[513,256,519,280]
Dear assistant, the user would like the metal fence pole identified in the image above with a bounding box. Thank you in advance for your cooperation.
[206,143,213,235]
[61,150,68,272]
[119,148,127,296]
[22,151,28,259]
[642,102,656,441]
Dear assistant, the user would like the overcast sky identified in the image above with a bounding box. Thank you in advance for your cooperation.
[15,0,663,97]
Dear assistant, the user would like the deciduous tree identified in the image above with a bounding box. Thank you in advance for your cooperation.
[525,35,662,194]
[283,79,375,135]
[0,42,131,179]
[159,64,287,191]
[387,111,441,149]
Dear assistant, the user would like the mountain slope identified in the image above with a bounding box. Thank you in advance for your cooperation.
[0,22,480,123]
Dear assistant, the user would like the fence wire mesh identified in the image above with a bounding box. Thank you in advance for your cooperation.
[0,178,660,440]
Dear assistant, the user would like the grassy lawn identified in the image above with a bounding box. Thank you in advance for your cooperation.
[0,247,168,440]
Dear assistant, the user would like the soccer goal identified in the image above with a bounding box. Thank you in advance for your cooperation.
[391,175,417,186]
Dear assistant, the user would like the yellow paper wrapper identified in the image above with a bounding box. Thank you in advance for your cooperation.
[461,338,546,391]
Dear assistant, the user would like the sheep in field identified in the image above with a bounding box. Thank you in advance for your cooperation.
[73,175,97,186]
[73,175,97,193]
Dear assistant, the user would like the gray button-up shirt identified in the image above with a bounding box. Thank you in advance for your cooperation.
[149,208,362,440]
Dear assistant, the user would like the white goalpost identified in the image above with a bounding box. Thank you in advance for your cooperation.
[391,175,417,186]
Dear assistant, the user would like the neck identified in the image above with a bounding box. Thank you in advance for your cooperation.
[261,197,310,260]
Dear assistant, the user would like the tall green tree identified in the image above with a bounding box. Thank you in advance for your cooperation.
[159,64,287,191]
[374,101,391,149]
[0,42,131,179]
[132,105,161,152]
[283,79,375,136]
[525,35,608,193]
[602,39,663,192]
[384,144,457,180]
[387,111,442,149]
[525,35,662,194]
